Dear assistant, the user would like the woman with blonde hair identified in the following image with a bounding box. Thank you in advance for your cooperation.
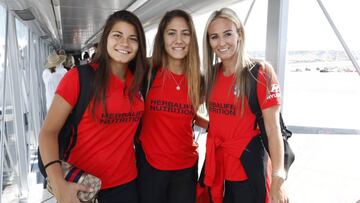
[198,7,288,203]
[136,9,206,203]
[64,54,75,70]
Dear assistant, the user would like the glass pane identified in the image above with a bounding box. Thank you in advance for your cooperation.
[15,19,30,133]
[239,0,268,57]
[284,1,360,201]
[0,4,13,195]
[1,7,21,202]
[284,0,360,131]
[0,3,6,107]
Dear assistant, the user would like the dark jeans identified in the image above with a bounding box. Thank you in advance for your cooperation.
[97,180,138,203]
[224,180,256,203]
[136,145,197,203]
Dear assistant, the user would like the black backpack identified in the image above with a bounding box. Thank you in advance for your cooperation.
[38,64,95,178]
[247,63,295,176]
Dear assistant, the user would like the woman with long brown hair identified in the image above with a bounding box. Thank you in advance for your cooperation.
[39,10,147,203]
[136,9,205,203]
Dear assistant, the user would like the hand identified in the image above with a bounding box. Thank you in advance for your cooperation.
[53,180,93,203]
[269,176,289,203]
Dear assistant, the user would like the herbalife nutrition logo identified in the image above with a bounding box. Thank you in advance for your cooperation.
[100,112,143,124]
[209,102,236,116]
[150,99,194,115]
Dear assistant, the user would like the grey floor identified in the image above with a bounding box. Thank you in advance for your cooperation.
[3,133,360,203]
[197,132,360,203]
[285,134,360,203]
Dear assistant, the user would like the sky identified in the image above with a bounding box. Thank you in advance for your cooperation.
[232,0,360,51]
[146,0,360,53]
[286,0,360,51]
[224,0,360,51]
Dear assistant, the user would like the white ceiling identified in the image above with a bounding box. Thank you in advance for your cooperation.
[1,0,244,52]
[59,0,243,52]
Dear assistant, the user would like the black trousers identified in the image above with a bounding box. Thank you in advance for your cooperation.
[136,145,197,203]
[223,180,256,203]
[97,180,138,203]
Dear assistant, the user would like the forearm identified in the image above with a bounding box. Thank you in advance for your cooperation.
[267,125,288,203]
[39,130,81,201]
[267,126,285,173]
[194,113,209,129]
[262,106,285,174]
[39,130,65,186]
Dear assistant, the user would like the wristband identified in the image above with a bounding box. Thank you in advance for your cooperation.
[272,170,286,180]
[44,160,62,171]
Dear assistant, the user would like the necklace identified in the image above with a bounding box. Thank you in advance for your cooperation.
[168,71,184,91]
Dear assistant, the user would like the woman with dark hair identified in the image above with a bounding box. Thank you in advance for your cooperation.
[39,10,147,203]
[136,9,206,203]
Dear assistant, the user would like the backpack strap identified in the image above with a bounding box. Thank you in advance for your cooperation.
[247,63,262,121]
[140,66,159,98]
[39,64,95,178]
[248,63,292,149]
[70,64,95,125]
[149,67,158,91]
[247,63,270,153]
[61,64,95,160]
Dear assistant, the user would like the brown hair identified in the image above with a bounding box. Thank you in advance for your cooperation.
[49,67,56,73]
[92,10,146,115]
[151,9,201,111]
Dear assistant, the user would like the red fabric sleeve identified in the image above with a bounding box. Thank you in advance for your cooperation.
[55,67,80,107]
[257,66,281,110]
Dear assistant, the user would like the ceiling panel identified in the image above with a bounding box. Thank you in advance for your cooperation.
[1,0,246,52]
[58,0,244,52]
[59,0,134,52]
[60,0,132,10]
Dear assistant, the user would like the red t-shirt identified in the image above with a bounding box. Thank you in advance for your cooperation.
[139,68,198,170]
[56,64,144,189]
[207,65,281,181]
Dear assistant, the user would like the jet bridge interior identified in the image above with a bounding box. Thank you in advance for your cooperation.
[0,0,359,202]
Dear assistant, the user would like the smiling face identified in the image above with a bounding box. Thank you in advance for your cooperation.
[207,17,240,64]
[163,17,191,64]
[107,21,139,67]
